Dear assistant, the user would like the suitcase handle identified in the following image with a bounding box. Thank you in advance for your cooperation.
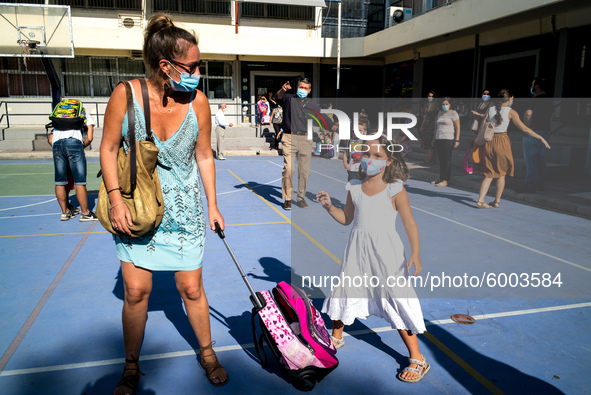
[214,221,225,239]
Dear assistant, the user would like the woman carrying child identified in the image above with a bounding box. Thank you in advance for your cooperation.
[316,135,429,383]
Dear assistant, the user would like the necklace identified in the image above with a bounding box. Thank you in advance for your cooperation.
[149,84,177,114]
[154,96,177,114]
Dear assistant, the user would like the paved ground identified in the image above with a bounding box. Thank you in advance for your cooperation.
[0,156,590,394]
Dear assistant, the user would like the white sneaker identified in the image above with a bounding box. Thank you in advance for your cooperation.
[218,155,226,160]
[60,210,75,221]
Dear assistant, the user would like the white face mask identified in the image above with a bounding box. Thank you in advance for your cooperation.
[427,97,434,103]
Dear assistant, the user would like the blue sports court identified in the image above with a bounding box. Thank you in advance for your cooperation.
[0,156,590,394]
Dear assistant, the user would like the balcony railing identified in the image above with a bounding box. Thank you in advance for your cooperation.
[55,0,142,10]
[153,0,231,16]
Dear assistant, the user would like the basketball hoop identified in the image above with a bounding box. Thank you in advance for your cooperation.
[17,39,40,71]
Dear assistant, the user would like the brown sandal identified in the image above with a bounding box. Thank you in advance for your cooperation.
[113,355,144,395]
[200,341,229,387]
[488,200,500,208]
[476,201,491,209]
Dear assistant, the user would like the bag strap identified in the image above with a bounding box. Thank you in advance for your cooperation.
[121,81,137,186]
[138,78,153,143]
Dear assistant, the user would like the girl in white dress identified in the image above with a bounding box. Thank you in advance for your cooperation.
[316,135,429,383]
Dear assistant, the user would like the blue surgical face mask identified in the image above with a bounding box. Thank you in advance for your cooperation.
[167,62,200,92]
[509,101,513,108]
[482,95,490,101]
[297,88,309,99]
[442,104,450,111]
[361,157,387,176]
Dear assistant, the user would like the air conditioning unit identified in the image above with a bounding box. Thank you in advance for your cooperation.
[387,7,412,28]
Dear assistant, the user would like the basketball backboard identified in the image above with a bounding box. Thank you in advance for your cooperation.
[0,3,74,58]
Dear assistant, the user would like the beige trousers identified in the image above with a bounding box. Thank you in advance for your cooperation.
[282,133,314,201]
[215,125,225,157]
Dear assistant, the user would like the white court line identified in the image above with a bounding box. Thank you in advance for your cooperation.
[411,206,591,273]
[0,212,60,220]
[310,168,591,273]
[266,160,283,168]
[216,177,281,196]
[1,301,589,377]
[0,198,56,212]
[310,169,346,184]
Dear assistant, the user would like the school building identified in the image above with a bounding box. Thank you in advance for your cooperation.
[1,0,590,175]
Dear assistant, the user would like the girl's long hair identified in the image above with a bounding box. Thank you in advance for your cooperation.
[493,89,512,124]
[358,135,410,183]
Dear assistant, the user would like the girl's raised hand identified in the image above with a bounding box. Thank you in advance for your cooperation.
[316,191,332,210]
[407,254,422,276]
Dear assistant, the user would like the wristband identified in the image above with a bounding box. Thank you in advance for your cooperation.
[107,187,121,194]
[110,201,125,211]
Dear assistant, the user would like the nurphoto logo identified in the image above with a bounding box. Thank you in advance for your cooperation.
[306,110,418,141]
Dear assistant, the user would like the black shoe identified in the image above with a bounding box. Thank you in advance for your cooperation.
[284,200,292,210]
[515,185,537,194]
[297,199,308,209]
[67,203,80,215]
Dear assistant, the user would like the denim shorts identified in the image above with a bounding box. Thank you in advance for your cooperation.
[53,138,87,186]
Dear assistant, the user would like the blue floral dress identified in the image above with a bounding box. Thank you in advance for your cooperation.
[115,91,206,271]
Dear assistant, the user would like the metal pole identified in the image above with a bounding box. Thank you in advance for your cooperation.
[336,1,341,102]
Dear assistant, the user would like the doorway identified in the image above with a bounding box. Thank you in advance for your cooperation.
[250,71,304,104]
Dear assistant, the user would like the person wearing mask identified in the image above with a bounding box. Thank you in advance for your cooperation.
[516,77,554,193]
[100,13,229,393]
[214,103,233,160]
[470,89,492,132]
[276,78,338,210]
[418,91,438,164]
[477,89,550,208]
[432,97,460,187]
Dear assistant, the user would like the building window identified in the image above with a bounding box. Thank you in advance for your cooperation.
[62,56,145,97]
[241,3,314,21]
[55,0,142,10]
[201,60,233,100]
[153,0,231,16]
[0,57,50,97]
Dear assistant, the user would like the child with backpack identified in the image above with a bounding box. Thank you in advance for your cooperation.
[48,99,98,222]
[316,135,429,383]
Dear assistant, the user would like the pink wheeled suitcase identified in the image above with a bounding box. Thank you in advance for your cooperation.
[214,223,338,391]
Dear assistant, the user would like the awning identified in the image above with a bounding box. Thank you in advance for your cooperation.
[240,0,327,7]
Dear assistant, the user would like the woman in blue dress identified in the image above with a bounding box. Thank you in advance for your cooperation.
[100,13,228,394]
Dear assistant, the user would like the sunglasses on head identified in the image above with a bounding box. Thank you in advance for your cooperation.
[168,59,201,75]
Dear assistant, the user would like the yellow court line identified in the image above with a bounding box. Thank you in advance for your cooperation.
[422,331,505,394]
[227,169,341,265]
[230,168,506,394]
[0,221,289,238]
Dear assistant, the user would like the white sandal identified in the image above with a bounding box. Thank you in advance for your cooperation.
[398,354,430,383]
[330,335,345,349]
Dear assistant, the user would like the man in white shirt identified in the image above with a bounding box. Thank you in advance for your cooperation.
[214,103,233,160]
[49,103,98,221]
